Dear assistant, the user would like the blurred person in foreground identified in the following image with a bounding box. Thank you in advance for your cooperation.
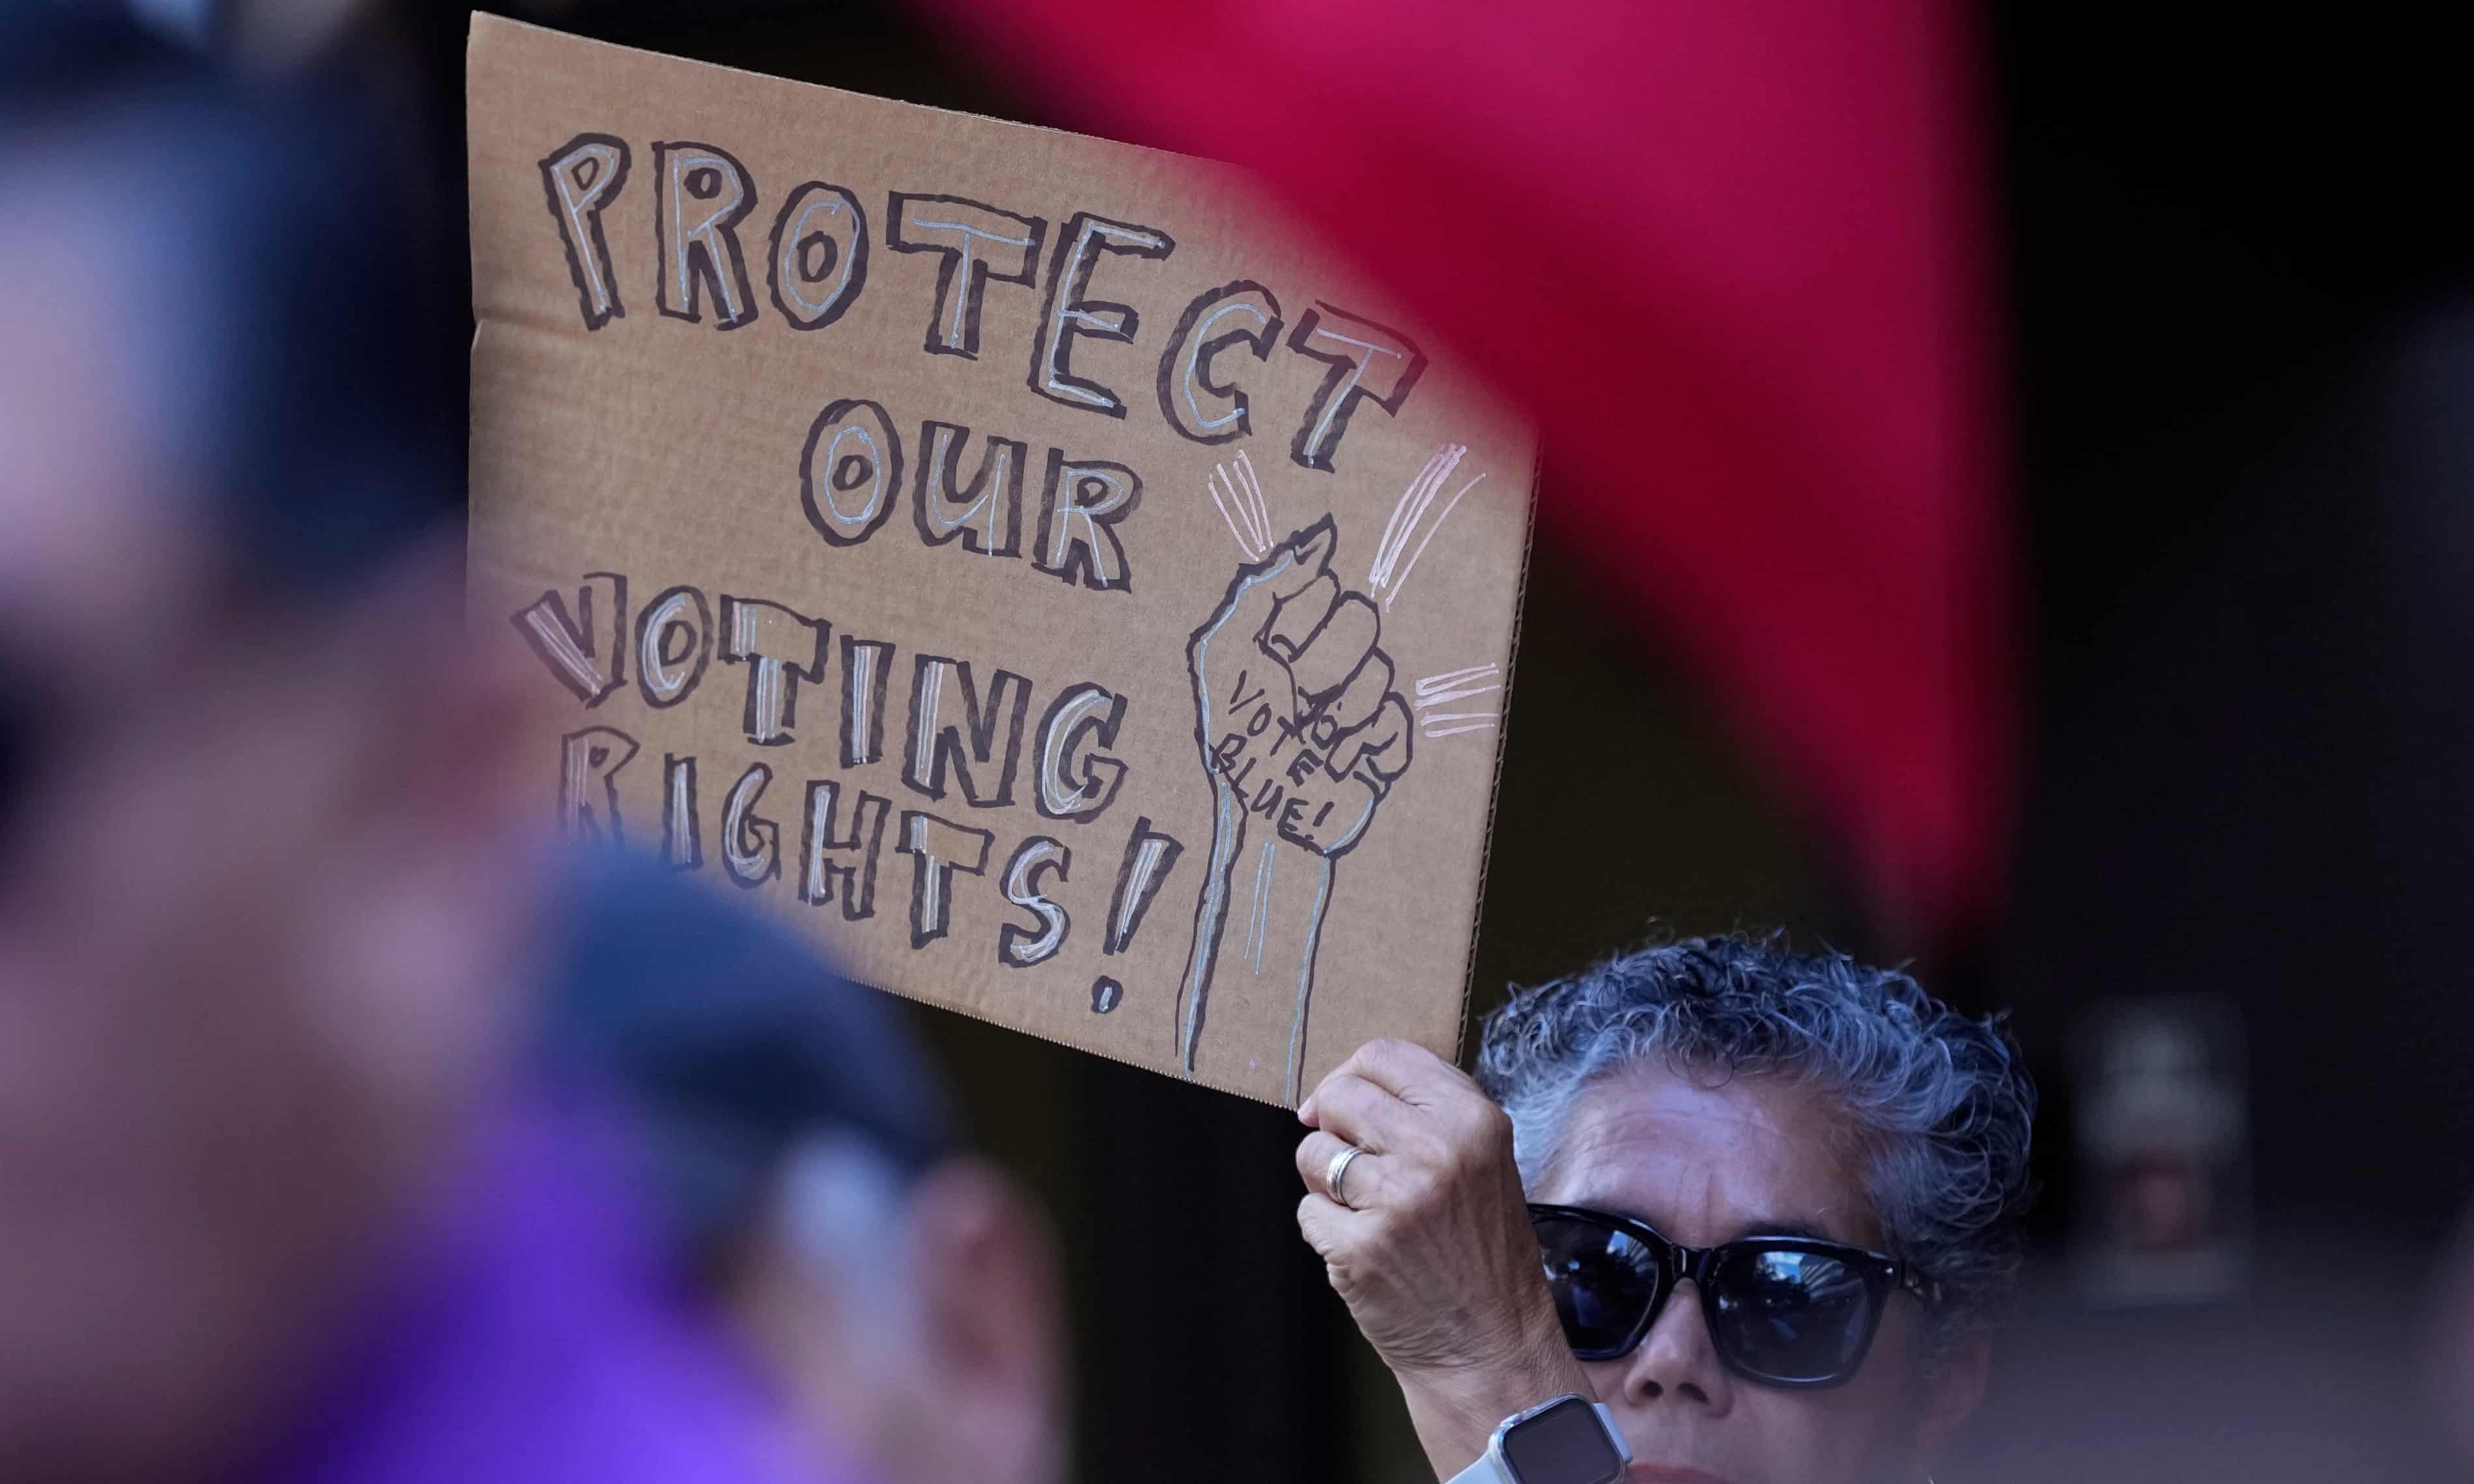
[541,879,1066,1484]
[0,13,809,1483]
[2439,1208,2474,1466]
[1298,936,2035,1484]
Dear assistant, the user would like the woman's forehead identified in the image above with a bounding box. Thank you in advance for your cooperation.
[1535,1065,1881,1248]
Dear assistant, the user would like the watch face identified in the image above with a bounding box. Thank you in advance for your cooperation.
[1500,1397,1626,1484]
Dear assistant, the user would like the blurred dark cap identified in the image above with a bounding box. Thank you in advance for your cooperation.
[536,851,960,1261]
[1,1,458,598]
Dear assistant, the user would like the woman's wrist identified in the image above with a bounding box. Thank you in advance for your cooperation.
[1390,1318,1594,1479]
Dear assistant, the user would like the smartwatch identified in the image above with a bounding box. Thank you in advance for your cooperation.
[1444,1394,1630,1484]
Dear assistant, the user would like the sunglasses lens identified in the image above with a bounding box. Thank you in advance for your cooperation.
[1706,1246,1879,1383]
[1533,1213,1664,1360]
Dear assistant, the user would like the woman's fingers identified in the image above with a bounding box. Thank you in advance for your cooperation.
[1296,1127,1387,1206]
[1301,1070,1423,1155]
[1330,1037,1469,1105]
[1295,1189,1363,1263]
[1301,1037,1461,1123]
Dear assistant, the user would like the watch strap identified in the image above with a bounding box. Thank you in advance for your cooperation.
[1443,1446,1512,1484]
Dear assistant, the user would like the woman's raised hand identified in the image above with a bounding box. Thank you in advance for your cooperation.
[1294,1038,1594,1475]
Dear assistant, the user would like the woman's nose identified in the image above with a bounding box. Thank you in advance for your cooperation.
[1616,1279,1738,1415]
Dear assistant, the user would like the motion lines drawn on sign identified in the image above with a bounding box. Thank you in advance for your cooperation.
[1369,444,1486,611]
[1415,662,1501,739]
[1206,450,1273,560]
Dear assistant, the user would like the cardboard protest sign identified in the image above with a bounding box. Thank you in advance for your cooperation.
[466,14,1538,1104]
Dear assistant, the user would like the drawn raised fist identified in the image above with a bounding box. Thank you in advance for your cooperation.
[1186,516,1415,854]
[1174,517,1416,1097]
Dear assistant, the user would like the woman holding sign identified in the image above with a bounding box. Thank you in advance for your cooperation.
[1296,935,2035,1484]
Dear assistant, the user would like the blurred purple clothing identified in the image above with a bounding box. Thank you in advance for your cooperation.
[255,1101,854,1484]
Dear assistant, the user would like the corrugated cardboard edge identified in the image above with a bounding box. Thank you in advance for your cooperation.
[1450,448,1544,1074]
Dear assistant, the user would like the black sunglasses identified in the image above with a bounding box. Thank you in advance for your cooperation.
[1529,1203,1938,1388]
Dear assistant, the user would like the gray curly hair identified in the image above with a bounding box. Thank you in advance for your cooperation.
[1477,933,2037,1347]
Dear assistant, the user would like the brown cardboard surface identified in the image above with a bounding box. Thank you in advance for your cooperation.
[466,14,1537,1105]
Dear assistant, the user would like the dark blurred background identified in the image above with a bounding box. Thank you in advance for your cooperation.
[242,1,2474,1474]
